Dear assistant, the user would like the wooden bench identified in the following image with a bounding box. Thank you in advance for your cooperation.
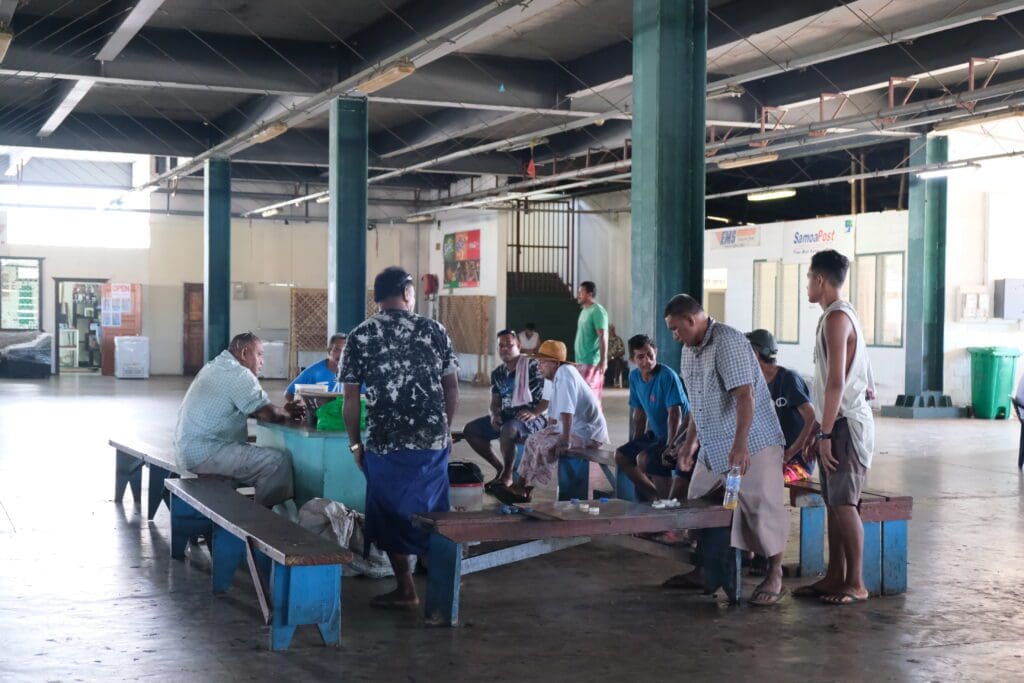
[412,498,738,626]
[165,478,352,651]
[786,479,912,595]
[110,436,193,520]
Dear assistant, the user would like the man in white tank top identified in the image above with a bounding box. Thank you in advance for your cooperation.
[796,249,875,606]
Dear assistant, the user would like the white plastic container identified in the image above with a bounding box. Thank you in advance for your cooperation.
[449,482,483,512]
[114,336,149,379]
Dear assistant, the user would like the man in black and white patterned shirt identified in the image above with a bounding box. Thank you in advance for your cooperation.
[340,266,459,610]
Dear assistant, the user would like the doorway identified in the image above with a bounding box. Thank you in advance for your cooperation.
[54,278,107,374]
[183,283,204,375]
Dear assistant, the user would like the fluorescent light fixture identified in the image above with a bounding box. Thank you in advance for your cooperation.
[357,58,416,94]
[250,122,289,145]
[747,188,796,202]
[498,137,548,153]
[933,108,1024,133]
[406,214,435,223]
[916,162,980,179]
[717,153,779,170]
[526,192,564,200]
[261,208,280,218]
[262,282,295,288]
[0,28,11,64]
[314,194,330,204]
[706,215,731,224]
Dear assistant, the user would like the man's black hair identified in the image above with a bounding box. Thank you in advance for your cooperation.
[809,249,850,287]
[373,266,413,302]
[328,333,347,347]
[663,294,703,318]
[496,328,517,339]
[627,334,655,355]
[228,331,260,355]
[580,281,596,296]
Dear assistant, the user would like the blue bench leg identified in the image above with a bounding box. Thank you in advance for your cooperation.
[799,505,826,577]
[557,458,591,501]
[169,494,211,561]
[211,526,245,594]
[269,564,342,651]
[147,466,171,520]
[114,450,142,505]
[700,527,741,603]
[616,468,637,502]
[862,521,882,596]
[881,520,908,595]
[424,533,462,626]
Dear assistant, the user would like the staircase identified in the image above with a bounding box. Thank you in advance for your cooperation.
[506,272,581,361]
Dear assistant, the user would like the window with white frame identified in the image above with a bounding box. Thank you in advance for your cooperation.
[752,260,800,343]
[851,252,904,347]
[1,257,42,330]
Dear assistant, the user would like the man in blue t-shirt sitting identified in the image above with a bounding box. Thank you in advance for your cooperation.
[614,334,689,501]
[746,329,817,477]
[285,333,347,401]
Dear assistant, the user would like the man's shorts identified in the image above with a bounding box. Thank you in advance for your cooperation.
[617,431,672,477]
[819,418,867,507]
[464,413,547,443]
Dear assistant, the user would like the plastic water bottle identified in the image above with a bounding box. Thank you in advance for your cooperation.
[723,465,741,510]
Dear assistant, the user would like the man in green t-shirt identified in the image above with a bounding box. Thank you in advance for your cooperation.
[574,280,609,402]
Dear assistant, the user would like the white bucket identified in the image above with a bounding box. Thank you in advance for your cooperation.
[449,482,483,512]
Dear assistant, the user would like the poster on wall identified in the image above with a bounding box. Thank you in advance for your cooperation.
[443,229,481,288]
[783,217,856,263]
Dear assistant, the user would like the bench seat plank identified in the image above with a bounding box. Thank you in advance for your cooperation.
[165,478,351,566]
[786,480,913,521]
[109,436,186,475]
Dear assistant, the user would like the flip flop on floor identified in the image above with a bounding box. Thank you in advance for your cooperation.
[483,479,502,494]
[661,572,704,590]
[821,592,868,605]
[492,484,531,505]
[792,584,828,598]
[749,587,789,606]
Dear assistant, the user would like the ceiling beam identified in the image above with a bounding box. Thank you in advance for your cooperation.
[37,80,97,138]
[747,10,1024,107]
[2,15,335,97]
[36,2,168,137]
[142,0,567,189]
[95,0,167,62]
[0,0,17,27]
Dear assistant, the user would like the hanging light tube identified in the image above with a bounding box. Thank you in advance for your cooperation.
[747,188,796,202]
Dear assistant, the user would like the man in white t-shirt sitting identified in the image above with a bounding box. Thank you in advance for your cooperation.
[494,340,609,504]
[518,323,540,353]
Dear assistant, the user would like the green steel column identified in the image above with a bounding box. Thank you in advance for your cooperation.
[631,0,707,373]
[204,158,231,361]
[905,136,947,394]
[328,97,368,336]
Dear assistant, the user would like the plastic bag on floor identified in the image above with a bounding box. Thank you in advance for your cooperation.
[297,498,415,578]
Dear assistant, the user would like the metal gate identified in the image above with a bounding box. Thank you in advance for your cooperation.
[506,199,577,296]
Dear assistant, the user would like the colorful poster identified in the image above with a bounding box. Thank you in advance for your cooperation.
[443,229,481,288]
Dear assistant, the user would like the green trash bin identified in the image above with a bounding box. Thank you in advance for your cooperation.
[967,347,1021,419]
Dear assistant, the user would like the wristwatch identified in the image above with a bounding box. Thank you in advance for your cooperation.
[349,442,364,454]
[816,432,833,441]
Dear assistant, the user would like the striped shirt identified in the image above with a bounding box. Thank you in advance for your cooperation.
[679,319,785,474]
[174,350,270,470]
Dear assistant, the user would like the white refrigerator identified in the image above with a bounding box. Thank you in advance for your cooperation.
[114,336,150,379]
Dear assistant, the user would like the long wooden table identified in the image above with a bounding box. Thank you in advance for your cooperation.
[413,498,737,626]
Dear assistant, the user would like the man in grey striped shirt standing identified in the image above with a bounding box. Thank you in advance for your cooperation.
[665,294,789,606]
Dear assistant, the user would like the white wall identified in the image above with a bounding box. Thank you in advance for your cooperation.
[577,191,632,335]
[1,211,421,375]
[943,130,1024,405]
[427,209,506,382]
[703,211,908,405]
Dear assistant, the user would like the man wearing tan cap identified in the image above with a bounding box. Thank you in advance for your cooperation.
[495,340,609,504]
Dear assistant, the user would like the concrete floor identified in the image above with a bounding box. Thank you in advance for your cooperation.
[1,374,1023,682]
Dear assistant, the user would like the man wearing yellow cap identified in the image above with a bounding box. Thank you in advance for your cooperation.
[495,340,609,504]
